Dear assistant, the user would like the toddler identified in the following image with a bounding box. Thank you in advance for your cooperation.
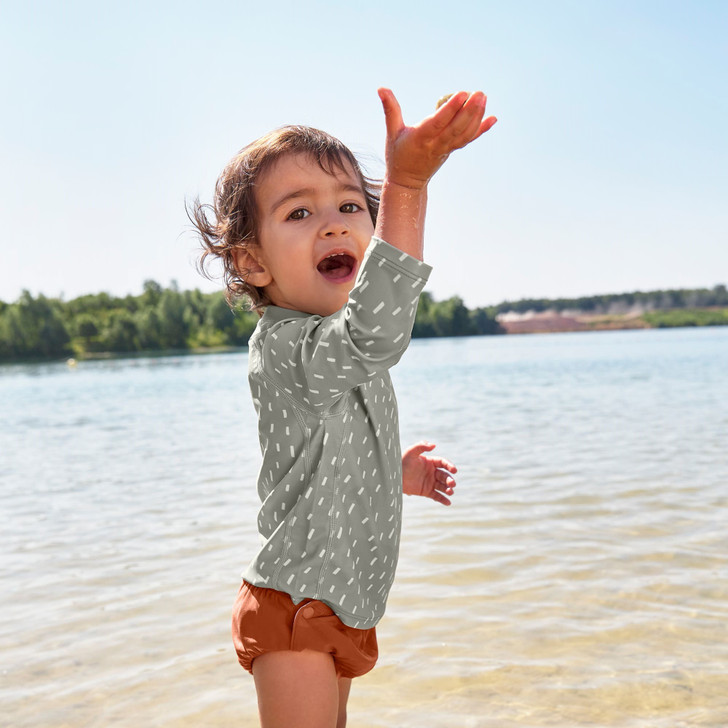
[191,88,496,728]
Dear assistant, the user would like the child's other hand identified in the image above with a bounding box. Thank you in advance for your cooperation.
[402,441,458,506]
[378,87,497,191]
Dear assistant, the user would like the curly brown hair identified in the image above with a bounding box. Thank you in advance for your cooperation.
[188,126,381,311]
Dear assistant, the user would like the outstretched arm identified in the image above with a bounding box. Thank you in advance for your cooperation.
[374,88,497,261]
[402,441,458,506]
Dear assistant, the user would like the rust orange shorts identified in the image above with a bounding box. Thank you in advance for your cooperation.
[231,580,378,679]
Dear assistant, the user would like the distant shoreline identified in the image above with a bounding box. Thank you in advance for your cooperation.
[3,319,727,366]
[1,280,726,363]
[497,307,728,335]
[497,310,648,335]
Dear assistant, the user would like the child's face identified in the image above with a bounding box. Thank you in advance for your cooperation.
[244,153,375,317]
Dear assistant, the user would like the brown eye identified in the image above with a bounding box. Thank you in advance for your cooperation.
[340,203,361,214]
[288,208,310,220]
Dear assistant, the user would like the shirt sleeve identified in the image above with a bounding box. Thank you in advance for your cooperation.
[255,237,432,409]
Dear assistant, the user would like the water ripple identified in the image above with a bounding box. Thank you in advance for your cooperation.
[2,329,727,726]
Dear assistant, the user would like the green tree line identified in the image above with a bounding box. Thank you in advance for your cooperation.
[2,281,727,362]
[413,292,502,337]
[0,281,256,362]
[641,308,728,328]
[0,283,503,362]
[493,284,728,315]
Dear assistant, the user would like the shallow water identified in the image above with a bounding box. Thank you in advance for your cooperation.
[2,327,727,727]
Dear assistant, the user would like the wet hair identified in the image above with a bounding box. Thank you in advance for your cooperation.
[188,126,381,311]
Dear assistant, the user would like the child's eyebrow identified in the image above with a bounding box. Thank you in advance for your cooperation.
[270,183,364,214]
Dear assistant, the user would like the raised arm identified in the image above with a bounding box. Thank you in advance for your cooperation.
[374,88,497,261]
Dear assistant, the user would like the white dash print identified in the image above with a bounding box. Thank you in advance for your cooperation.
[245,238,430,628]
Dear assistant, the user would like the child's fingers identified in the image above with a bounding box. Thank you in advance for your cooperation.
[473,115,498,141]
[406,441,436,457]
[441,91,487,144]
[427,456,458,474]
[378,87,404,139]
[451,110,487,150]
[440,469,457,486]
[431,489,453,506]
[425,91,469,134]
[436,470,456,490]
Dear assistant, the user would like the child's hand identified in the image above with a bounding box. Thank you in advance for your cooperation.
[378,87,497,191]
[402,441,458,506]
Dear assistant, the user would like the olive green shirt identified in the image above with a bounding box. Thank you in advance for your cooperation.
[243,237,431,628]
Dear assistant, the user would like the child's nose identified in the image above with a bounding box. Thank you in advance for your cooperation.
[321,211,349,237]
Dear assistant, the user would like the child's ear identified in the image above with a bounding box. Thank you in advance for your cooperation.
[232,245,273,288]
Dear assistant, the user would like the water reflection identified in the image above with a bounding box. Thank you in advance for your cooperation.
[2,328,727,726]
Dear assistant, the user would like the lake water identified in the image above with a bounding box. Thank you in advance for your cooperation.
[2,327,727,727]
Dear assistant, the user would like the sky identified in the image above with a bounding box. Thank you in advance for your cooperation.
[1,0,726,309]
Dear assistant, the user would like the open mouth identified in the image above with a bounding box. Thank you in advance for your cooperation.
[316,253,357,282]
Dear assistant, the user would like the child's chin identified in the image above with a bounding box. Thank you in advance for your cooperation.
[317,291,352,316]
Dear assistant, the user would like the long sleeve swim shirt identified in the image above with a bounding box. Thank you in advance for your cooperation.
[243,237,432,629]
